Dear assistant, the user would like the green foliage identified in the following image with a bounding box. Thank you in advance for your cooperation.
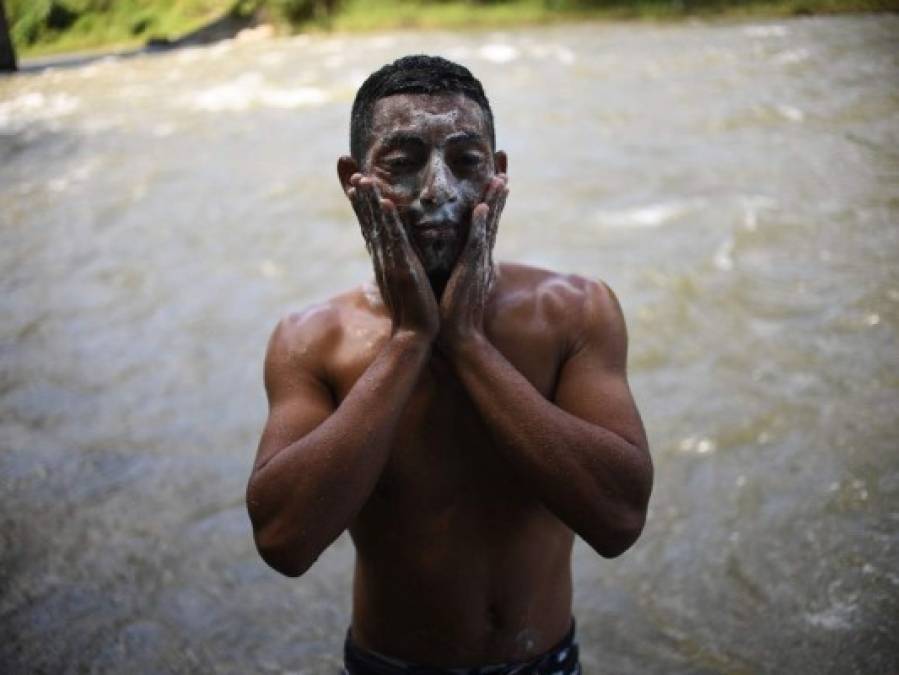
[229,0,265,18]
[267,0,340,23]
[9,0,51,45]
[269,0,317,21]
[7,0,236,54]
[8,0,899,56]
[129,9,156,36]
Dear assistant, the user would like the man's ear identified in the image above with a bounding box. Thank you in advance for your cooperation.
[337,155,359,196]
[493,150,508,176]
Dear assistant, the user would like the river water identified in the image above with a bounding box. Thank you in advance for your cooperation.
[1,14,897,674]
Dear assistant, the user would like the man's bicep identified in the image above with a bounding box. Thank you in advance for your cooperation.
[253,320,336,471]
[553,282,648,451]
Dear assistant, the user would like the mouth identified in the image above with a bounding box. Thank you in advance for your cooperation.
[412,219,460,240]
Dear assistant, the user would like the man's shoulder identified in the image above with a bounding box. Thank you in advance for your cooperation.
[266,285,378,366]
[495,262,620,326]
[494,262,627,365]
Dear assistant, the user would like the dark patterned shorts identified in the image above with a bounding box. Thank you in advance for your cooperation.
[342,621,580,675]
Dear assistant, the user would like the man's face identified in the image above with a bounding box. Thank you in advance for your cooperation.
[361,93,499,276]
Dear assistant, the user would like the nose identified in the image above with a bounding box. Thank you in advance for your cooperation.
[420,152,454,208]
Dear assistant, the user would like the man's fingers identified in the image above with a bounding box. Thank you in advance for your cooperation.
[488,184,508,222]
[378,198,403,272]
[480,174,502,206]
[486,173,508,198]
[382,197,427,281]
[348,186,364,218]
[352,179,430,310]
[480,174,508,244]
[349,175,406,311]
[349,187,374,246]
[380,198,405,243]
[358,178,380,214]
[379,196,405,245]
[488,187,508,247]
[356,179,384,242]
[464,203,489,262]
[374,194,417,288]
[368,220,392,309]
[346,172,363,201]
[355,180,392,294]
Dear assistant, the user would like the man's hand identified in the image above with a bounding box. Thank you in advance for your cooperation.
[438,174,508,353]
[348,174,440,342]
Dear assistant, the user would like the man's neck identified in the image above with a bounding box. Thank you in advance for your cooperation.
[426,263,498,303]
[371,263,497,308]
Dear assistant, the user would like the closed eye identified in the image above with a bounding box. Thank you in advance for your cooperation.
[389,157,411,168]
[380,152,420,173]
[458,152,484,167]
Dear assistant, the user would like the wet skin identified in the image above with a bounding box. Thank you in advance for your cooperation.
[246,93,653,666]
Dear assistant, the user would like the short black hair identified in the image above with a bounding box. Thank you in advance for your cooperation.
[350,54,495,163]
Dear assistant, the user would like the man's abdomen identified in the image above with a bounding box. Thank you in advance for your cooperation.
[349,492,575,667]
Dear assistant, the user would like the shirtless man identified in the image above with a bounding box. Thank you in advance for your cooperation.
[246,55,653,674]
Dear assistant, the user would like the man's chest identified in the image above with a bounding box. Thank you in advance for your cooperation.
[327,309,564,509]
[329,295,563,403]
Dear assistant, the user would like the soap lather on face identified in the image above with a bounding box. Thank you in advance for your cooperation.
[363,93,500,276]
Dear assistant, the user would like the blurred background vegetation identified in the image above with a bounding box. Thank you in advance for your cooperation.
[5,0,899,57]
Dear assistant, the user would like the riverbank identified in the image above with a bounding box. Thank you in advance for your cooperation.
[8,0,899,60]
[324,0,899,33]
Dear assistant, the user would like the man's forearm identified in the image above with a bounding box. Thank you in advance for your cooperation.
[449,336,652,557]
[247,333,430,576]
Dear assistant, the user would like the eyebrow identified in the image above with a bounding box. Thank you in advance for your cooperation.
[378,129,488,150]
[378,131,425,151]
[445,131,487,146]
